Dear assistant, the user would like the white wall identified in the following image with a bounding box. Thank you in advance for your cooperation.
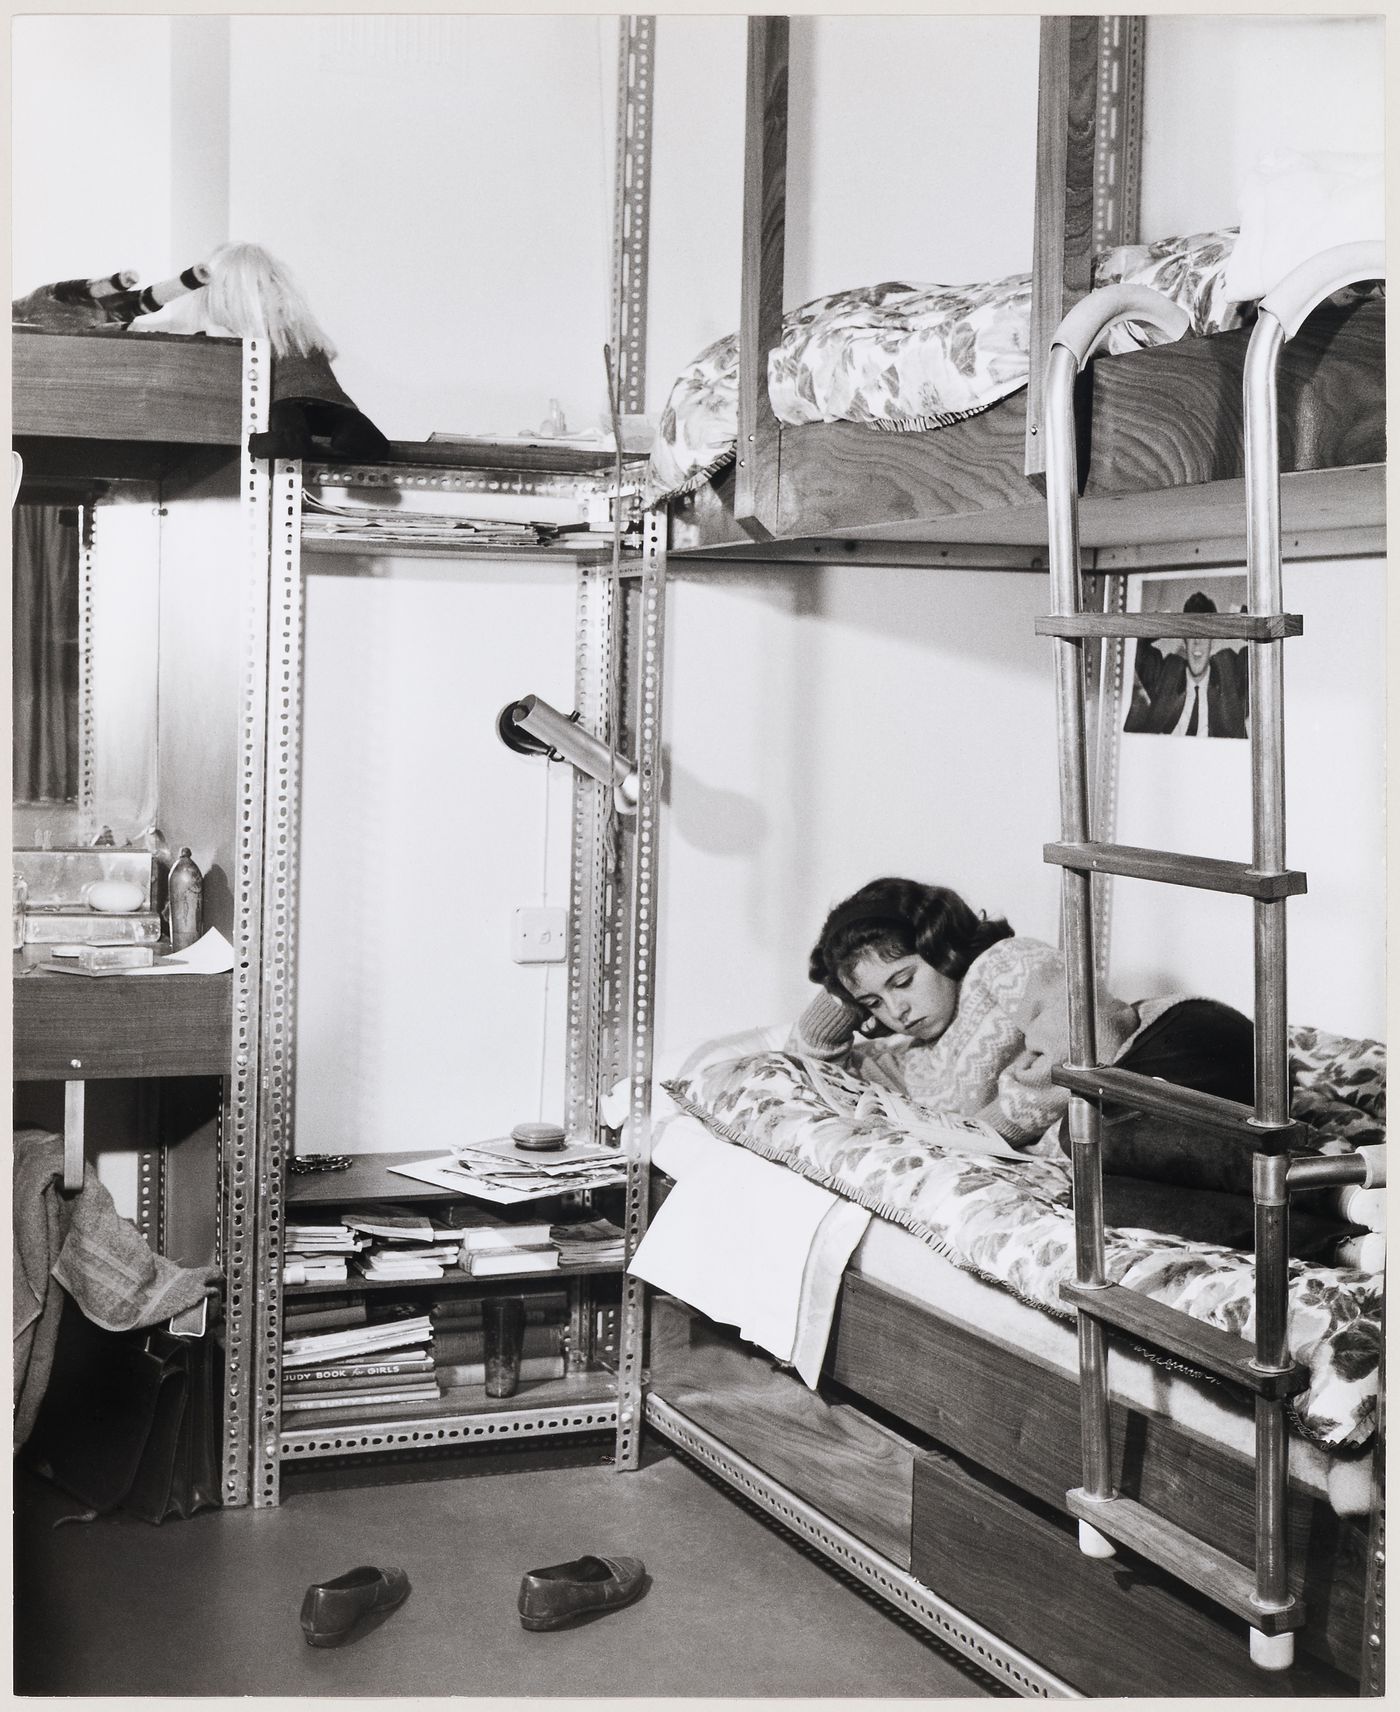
[225,14,617,444]
[1138,13,1385,239]
[657,566,1065,1062]
[293,556,579,1153]
[11,16,174,292]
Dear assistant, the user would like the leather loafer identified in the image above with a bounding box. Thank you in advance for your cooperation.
[518,1553,646,1631]
[300,1565,411,1647]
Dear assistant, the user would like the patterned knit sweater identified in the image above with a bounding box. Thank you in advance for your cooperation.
[806,937,1139,1144]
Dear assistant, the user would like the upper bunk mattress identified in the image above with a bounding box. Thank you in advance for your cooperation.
[648,228,1243,503]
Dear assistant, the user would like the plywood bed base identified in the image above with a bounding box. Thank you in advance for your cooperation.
[645,1290,1370,1698]
[669,17,1385,564]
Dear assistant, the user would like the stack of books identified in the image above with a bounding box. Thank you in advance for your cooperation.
[283,1220,367,1286]
[430,1292,569,1389]
[281,1309,439,1422]
[550,1217,626,1267]
[444,1204,563,1277]
[343,1209,465,1282]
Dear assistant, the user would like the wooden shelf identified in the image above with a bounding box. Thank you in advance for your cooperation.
[13,327,244,447]
[12,956,232,1080]
[285,1148,622,1207]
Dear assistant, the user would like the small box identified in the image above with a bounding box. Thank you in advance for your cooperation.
[24,911,163,945]
[12,849,157,911]
[77,944,156,972]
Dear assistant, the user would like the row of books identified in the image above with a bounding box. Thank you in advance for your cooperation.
[283,1207,625,1286]
[280,1290,574,1421]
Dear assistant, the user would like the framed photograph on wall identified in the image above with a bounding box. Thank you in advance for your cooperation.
[1122,572,1249,740]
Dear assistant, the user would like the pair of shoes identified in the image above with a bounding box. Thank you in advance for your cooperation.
[300,1565,412,1647]
[518,1554,647,1631]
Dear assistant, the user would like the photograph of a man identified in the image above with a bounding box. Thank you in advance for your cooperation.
[1123,577,1249,740]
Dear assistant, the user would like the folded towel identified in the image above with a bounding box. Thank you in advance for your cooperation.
[635,1121,870,1387]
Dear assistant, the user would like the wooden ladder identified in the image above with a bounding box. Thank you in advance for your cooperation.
[1038,244,1385,1673]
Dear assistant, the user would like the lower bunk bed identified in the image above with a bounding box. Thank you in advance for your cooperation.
[634,1033,1384,1698]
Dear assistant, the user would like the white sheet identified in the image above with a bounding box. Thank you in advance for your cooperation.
[631,1127,869,1387]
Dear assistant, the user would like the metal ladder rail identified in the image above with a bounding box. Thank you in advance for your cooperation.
[1042,249,1385,1673]
[1239,243,1387,1670]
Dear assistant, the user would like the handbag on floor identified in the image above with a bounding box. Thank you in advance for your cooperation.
[22,1291,222,1525]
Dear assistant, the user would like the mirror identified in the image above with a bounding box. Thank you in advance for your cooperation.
[11,484,162,848]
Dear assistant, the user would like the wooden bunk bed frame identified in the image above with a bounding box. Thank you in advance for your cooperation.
[666,16,1384,571]
[641,15,1386,1700]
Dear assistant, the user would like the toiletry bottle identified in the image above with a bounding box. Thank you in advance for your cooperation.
[168,847,204,951]
[12,871,28,951]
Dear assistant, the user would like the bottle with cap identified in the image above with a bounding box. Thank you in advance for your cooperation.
[168,847,204,951]
[12,870,28,951]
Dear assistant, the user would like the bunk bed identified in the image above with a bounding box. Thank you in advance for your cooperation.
[655,18,1384,571]
[630,16,1386,1701]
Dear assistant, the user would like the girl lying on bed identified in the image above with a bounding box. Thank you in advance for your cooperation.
[787,876,1376,1263]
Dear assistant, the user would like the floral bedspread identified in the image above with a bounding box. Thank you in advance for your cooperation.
[662,1023,1383,1448]
[649,227,1242,503]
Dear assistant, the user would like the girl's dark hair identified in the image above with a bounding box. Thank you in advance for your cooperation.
[808,878,1013,999]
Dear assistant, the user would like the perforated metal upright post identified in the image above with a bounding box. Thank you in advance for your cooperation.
[249,458,306,1509]
[221,337,275,1508]
[611,16,654,417]
[614,509,665,1471]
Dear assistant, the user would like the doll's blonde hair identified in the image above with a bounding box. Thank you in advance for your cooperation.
[204,242,336,361]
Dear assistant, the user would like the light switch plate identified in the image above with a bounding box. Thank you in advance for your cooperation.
[512,906,568,964]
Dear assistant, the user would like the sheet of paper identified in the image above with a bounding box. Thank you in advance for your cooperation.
[128,927,236,975]
[388,1152,625,1204]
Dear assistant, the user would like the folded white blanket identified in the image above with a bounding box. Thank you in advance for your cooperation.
[631,1126,870,1387]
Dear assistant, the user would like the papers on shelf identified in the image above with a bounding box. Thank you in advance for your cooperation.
[387,1140,627,1204]
[302,492,560,550]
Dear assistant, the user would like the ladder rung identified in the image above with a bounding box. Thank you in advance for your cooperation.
[1036,613,1303,642]
[1061,1281,1308,1399]
[1065,1491,1305,1634]
[1044,841,1308,900]
[1053,1063,1305,1148]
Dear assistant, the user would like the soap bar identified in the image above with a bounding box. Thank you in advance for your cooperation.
[511,1121,567,1152]
[77,944,156,972]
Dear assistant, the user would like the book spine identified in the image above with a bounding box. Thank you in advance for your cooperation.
[432,1325,562,1364]
[435,1355,566,1388]
[283,1370,437,1395]
[283,1359,435,1384]
[282,1384,442,1412]
[282,1306,369,1333]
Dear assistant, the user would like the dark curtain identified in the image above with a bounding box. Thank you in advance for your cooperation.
[12,505,80,803]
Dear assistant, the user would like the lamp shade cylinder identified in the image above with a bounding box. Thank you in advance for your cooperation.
[508,695,639,806]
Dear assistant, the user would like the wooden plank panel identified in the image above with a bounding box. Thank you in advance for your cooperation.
[1025,15,1099,480]
[12,969,232,1079]
[1085,298,1385,497]
[911,1449,1354,1696]
[734,16,788,535]
[828,1273,1366,1674]
[13,330,244,445]
[649,1296,917,1568]
[1043,839,1306,899]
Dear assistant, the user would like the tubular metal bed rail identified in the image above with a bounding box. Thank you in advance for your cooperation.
[1037,244,1385,1674]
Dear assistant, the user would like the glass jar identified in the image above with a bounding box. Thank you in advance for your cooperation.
[13,870,29,950]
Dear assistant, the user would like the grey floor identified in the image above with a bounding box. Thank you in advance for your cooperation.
[15,1444,1003,1699]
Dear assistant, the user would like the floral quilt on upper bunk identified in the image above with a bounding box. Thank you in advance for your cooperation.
[662,1023,1384,1450]
[648,227,1243,503]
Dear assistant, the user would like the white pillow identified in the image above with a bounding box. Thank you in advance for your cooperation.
[1223,149,1384,303]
